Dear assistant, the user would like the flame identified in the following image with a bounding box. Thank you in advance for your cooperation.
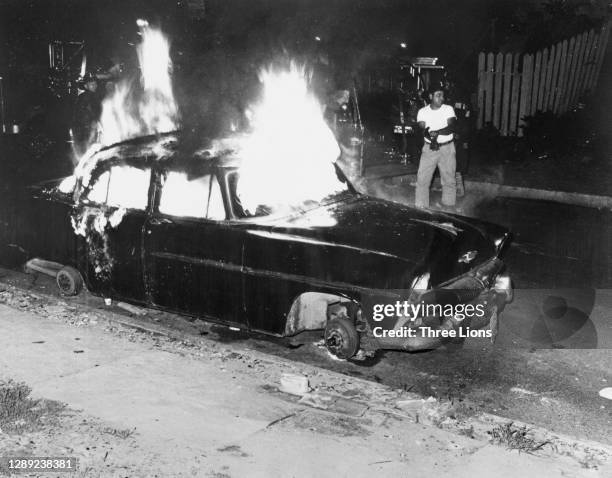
[62,20,179,194]
[79,54,87,78]
[98,81,141,146]
[236,63,345,216]
[99,19,179,146]
[136,20,179,136]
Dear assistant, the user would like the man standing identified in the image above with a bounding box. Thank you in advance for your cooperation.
[71,72,100,157]
[415,87,456,209]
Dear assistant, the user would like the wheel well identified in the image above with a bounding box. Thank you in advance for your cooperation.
[284,292,359,336]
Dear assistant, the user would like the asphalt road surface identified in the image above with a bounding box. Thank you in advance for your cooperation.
[1,195,610,446]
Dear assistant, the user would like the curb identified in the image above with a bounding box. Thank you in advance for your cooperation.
[364,172,612,210]
[1,273,611,469]
[465,180,612,210]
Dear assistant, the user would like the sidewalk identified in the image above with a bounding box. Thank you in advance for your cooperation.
[1,298,610,476]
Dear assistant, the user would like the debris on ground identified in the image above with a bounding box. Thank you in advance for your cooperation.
[116,301,147,316]
[279,373,309,396]
[488,422,549,453]
[510,387,538,396]
[0,273,610,471]
[24,258,63,278]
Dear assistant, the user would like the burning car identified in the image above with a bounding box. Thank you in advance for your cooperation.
[19,131,513,359]
[6,23,512,359]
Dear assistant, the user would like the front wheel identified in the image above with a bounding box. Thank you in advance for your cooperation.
[324,318,360,360]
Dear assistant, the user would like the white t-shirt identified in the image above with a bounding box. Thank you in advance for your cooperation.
[417,104,456,143]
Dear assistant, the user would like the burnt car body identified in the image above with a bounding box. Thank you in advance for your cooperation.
[16,132,512,358]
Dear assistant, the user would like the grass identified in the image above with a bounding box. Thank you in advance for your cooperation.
[0,379,65,434]
[488,422,550,453]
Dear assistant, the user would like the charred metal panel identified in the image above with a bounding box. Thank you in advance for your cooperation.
[143,217,246,325]
[107,209,148,302]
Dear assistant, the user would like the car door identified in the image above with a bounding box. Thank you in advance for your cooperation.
[76,162,152,302]
[143,167,246,326]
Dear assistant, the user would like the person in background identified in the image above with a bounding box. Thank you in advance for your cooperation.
[415,86,457,210]
[71,72,100,157]
[444,80,472,198]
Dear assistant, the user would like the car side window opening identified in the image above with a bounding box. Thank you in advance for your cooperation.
[83,165,150,210]
[227,170,344,220]
[107,166,151,210]
[158,171,226,220]
[85,170,110,204]
[227,170,268,219]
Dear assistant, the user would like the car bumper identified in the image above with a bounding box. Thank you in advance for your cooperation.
[373,262,513,352]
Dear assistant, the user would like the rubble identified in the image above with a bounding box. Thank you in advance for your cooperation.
[395,396,457,426]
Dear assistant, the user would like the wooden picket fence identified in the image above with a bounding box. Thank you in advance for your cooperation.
[476,21,611,136]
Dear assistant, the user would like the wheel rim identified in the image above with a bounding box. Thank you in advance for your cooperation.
[57,273,72,292]
[326,330,345,355]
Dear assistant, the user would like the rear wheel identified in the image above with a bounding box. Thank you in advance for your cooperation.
[324,318,360,360]
[56,266,83,296]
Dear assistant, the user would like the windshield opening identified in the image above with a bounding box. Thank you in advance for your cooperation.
[227,169,351,220]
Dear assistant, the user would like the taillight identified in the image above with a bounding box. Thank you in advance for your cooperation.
[494,273,513,303]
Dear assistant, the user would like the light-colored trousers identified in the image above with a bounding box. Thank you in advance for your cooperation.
[415,142,456,208]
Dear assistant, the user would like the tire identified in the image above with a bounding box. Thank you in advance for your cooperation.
[56,266,84,296]
[324,318,360,360]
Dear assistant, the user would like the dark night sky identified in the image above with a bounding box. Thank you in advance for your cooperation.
[1,0,608,67]
[0,0,608,124]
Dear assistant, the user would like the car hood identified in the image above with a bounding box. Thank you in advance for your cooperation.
[271,194,509,286]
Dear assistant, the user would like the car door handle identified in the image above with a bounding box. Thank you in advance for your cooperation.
[149,217,173,225]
